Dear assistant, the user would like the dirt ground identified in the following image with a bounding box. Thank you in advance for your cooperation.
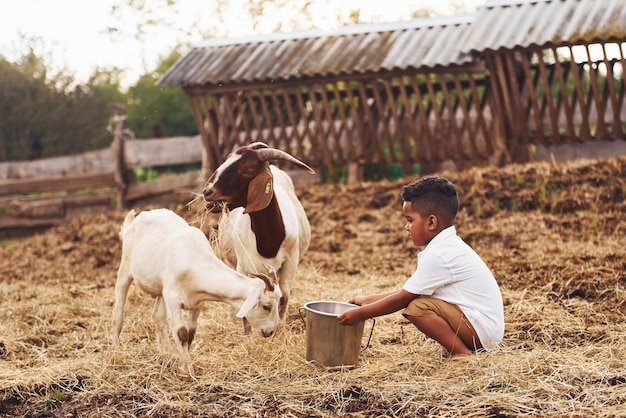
[0,156,625,417]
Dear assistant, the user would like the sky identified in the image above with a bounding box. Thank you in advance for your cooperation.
[0,0,484,88]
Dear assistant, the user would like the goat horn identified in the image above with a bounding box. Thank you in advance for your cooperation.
[256,148,316,174]
[253,272,275,291]
[263,263,277,284]
[248,142,270,150]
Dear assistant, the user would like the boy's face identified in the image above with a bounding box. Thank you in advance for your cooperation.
[402,200,436,247]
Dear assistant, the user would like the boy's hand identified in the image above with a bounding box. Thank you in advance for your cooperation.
[337,308,362,326]
[348,295,366,305]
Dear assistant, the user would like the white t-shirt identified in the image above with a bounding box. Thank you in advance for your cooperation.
[403,226,504,350]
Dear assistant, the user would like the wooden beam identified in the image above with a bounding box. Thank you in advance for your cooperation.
[307,84,335,180]
[519,52,545,145]
[467,73,492,158]
[600,44,622,139]
[368,81,392,163]
[188,96,212,180]
[124,136,203,167]
[220,92,242,147]
[234,91,254,144]
[245,91,263,143]
[567,47,591,141]
[424,74,448,161]
[344,83,366,162]
[258,90,278,145]
[550,47,576,142]
[281,88,305,158]
[437,73,462,161]
[584,44,608,139]
[493,54,518,148]
[504,53,530,146]
[356,81,381,163]
[318,83,344,164]
[451,73,479,159]
[199,94,223,167]
[125,171,202,202]
[409,74,435,162]
[617,42,626,128]
[331,81,355,159]
[293,88,316,158]
[0,172,115,195]
[397,79,421,163]
[484,55,508,160]
[269,89,290,150]
[180,63,486,96]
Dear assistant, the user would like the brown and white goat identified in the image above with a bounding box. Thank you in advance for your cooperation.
[202,142,315,331]
[111,208,281,375]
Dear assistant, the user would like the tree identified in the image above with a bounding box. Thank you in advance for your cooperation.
[125,49,198,139]
[0,56,39,161]
[0,43,124,161]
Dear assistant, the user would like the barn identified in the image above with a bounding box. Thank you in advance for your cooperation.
[158,0,626,182]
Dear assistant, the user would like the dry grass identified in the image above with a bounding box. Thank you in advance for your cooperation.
[1,156,625,417]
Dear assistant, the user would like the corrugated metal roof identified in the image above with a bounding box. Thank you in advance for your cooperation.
[462,0,626,53]
[159,0,626,88]
[158,14,476,87]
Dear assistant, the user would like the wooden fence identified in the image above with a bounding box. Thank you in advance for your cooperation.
[187,70,500,183]
[485,44,626,152]
[0,111,206,238]
[3,42,626,238]
[182,40,626,183]
[0,107,323,238]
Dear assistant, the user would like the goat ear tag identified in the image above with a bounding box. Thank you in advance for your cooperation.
[265,182,271,195]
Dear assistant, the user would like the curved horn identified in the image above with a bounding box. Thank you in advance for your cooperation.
[248,142,270,150]
[255,148,316,174]
[263,263,277,284]
[253,272,275,292]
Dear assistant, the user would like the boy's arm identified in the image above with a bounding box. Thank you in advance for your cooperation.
[338,289,417,325]
[350,289,401,306]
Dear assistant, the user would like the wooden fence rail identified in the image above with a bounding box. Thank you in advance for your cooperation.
[0,122,206,238]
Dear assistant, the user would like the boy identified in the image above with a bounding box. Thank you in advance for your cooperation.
[337,176,504,356]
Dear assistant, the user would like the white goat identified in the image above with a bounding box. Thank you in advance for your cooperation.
[202,142,315,332]
[111,208,281,375]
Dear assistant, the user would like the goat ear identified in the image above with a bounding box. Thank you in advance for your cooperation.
[244,165,273,214]
[236,284,263,318]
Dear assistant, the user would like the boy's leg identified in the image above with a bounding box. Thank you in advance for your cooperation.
[403,297,481,356]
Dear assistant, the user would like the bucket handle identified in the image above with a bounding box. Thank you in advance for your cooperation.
[298,307,306,326]
[361,318,375,352]
[298,308,376,352]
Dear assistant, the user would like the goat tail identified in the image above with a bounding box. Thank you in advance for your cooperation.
[119,209,137,238]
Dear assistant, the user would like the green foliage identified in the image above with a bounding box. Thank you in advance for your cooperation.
[0,42,197,162]
[132,163,201,183]
[132,167,162,182]
[364,163,419,181]
[125,49,198,139]
[329,162,419,183]
[44,389,66,410]
[0,47,119,161]
[88,69,126,108]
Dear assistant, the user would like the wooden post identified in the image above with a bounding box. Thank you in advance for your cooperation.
[111,104,130,210]
[347,162,363,184]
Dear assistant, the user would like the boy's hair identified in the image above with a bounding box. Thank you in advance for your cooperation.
[401,176,459,226]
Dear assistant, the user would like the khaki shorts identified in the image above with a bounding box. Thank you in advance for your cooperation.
[403,297,483,351]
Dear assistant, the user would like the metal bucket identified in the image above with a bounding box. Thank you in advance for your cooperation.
[301,300,374,369]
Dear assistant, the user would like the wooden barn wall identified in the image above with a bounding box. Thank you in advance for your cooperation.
[485,40,626,162]
[187,71,498,181]
[185,40,625,181]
